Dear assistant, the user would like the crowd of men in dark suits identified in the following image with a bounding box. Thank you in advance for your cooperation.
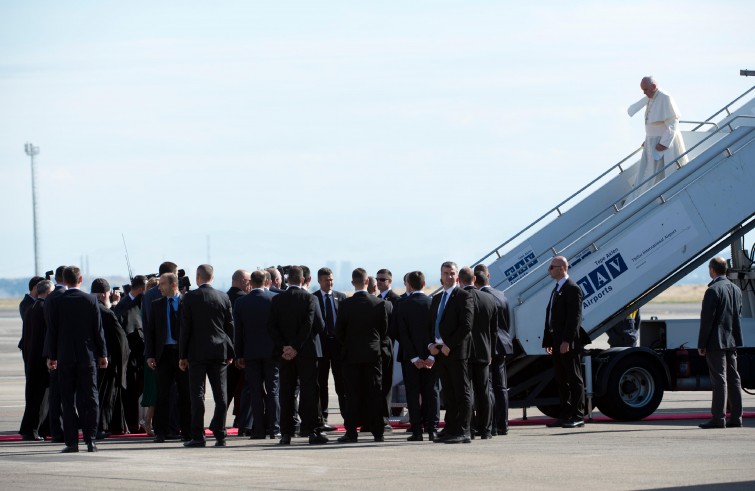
[17,259,515,451]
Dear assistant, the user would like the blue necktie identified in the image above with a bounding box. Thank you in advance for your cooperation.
[166,297,177,344]
[434,291,449,340]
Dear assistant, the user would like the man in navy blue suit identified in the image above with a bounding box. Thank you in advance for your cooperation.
[45,266,108,453]
[234,270,280,439]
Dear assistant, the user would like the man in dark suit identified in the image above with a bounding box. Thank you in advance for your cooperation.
[335,268,388,443]
[542,256,589,429]
[375,268,399,428]
[91,278,130,436]
[113,274,147,433]
[235,270,280,439]
[179,264,235,447]
[226,269,251,434]
[459,267,497,439]
[268,266,327,445]
[267,267,286,293]
[45,266,108,453]
[429,261,474,444]
[42,265,67,442]
[697,256,744,429]
[474,266,514,436]
[19,276,44,328]
[145,273,191,442]
[19,279,53,441]
[395,271,440,441]
[312,267,347,429]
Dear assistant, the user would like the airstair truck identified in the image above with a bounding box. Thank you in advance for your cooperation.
[480,86,755,420]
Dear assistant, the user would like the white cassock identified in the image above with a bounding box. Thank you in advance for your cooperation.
[626,89,688,201]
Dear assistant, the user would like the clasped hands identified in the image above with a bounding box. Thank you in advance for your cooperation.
[281,345,298,361]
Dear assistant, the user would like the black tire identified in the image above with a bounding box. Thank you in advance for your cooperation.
[596,356,664,421]
[536,404,562,419]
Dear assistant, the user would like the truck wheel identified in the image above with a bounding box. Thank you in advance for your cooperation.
[596,356,664,421]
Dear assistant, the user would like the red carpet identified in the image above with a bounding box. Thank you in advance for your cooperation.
[2,412,752,442]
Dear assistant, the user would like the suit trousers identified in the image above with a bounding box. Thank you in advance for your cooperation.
[317,337,346,421]
[279,356,318,437]
[59,363,99,446]
[154,346,191,439]
[187,361,228,441]
[489,355,509,431]
[435,354,472,436]
[245,359,280,436]
[381,346,394,418]
[20,364,49,437]
[705,348,743,425]
[469,361,492,435]
[551,348,585,420]
[343,361,384,437]
[401,361,440,434]
[48,369,64,439]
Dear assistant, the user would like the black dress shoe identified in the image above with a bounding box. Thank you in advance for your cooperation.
[373,435,384,442]
[496,427,509,435]
[96,431,110,440]
[407,434,423,442]
[21,434,44,441]
[562,419,585,428]
[153,434,166,443]
[726,420,743,428]
[309,433,329,445]
[270,432,282,440]
[61,445,79,453]
[279,435,291,445]
[320,424,337,432]
[699,421,725,429]
[443,434,471,444]
[337,434,358,443]
[480,432,493,440]
[428,431,439,442]
[183,439,207,447]
[214,439,226,447]
[87,441,98,453]
[545,419,566,428]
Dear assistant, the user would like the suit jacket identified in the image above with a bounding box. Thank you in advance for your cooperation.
[22,299,48,369]
[41,285,66,357]
[226,286,246,310]
[463,286,497,363]
[542,278,590,349]
[395,292,433,362]
[268,286,323,359]
[480,286,514,356]
[312,289,346,335]
[698,277,743,350]
[380,290,401,304]
[45,288,107,365]
[428,286,473,360]
[19,293,35,321]
[234,289,276,360]
[334,291,388,364]
[145,295,182,362]
[179,284,235,362]
[114,292,144,337]
[99,303,130,389]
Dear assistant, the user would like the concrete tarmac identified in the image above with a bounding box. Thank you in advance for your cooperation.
[1,306,754,490]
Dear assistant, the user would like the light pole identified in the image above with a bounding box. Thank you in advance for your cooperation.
[24,142,40,276]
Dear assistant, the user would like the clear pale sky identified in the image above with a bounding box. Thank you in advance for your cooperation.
[1,0,753,289]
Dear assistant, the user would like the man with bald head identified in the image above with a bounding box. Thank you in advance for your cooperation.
[626,76,688,202]
[542,256,589,429]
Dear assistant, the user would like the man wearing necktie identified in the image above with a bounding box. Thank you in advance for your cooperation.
[697,257,743,429]
[145,273,191,443]
[313,267,347,430]
[428,261,474,444]
[542,256,588,429]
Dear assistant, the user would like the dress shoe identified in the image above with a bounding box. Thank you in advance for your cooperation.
[309,433,329,445]
[337,434,358,443]
[153,434,166,443]
[21,434,44,441]
[61,445,79,453]
[279,435,291,445]
[183,439,207,448]
[545,419,566,428]
[270,432,282,440]
[479,432,493,440]
[214,438,227,447]
[428,431,439,442]
[443,434,471,444]
[698,421,725,429]
[87,441,98,453]
[726,420,743,428]
[373,435,385,442]
[96,431,110,440]
[562,419,585,428]
[496,427,509,436]
[383,423,393,432]
[407,434,423,442]
[433,432,449,443]
[320,424,336,432]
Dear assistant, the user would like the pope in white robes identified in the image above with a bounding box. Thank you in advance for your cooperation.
[626,77,688,202]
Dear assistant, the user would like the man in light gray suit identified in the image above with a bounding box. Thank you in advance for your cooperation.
[697,256,743,429]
